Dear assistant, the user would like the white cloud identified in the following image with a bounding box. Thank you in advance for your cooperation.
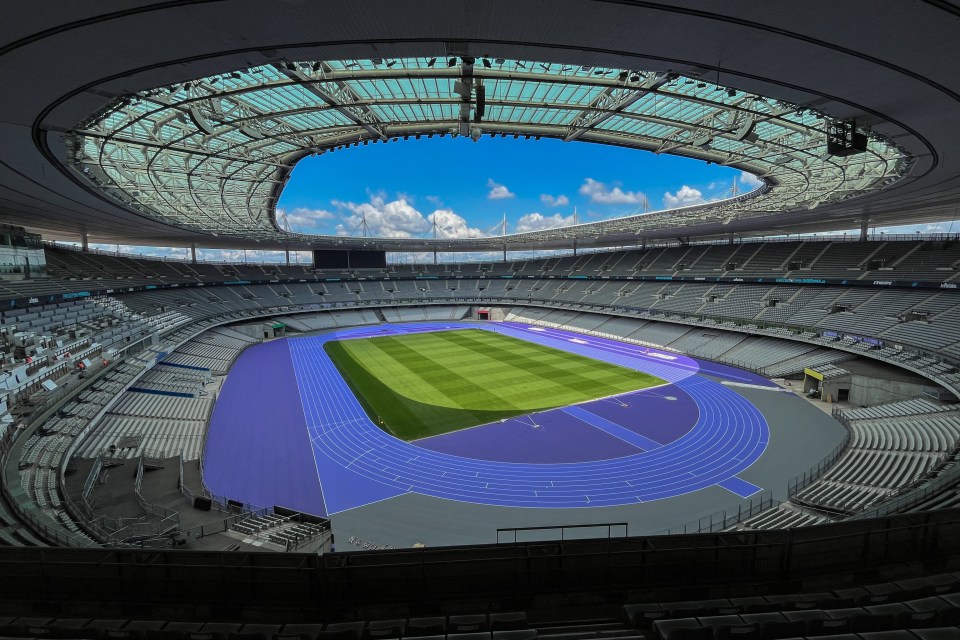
[279,207,335,231]
[334,196,430,238]
[514,212,578,233]
[428,209,486,239]
[739,171,764,188]
[663,185,706,208]
[90,244,191,259]
[332,195,485,239]
[487,178,515,200]
[540,193,570,208]
[197,248,307,263]
[86,242,317,264]
[578,178,645,204]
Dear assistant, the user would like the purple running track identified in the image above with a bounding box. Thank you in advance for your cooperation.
[204,322,769,514]
[203,339,326,515]
[414,409,644,463]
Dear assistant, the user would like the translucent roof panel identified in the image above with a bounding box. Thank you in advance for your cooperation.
[67,57,910,246]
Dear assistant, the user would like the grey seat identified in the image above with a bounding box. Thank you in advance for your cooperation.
[857,631,919,639]
[404,618,445,638]
[488,614,526,632]
[278,624,325,640]
[912,629,960,640]
[652,617,701,640]
[364,621,404,640]
[447,633,491,640]
[324,623,366,640]
[696,615,743,631]
[492,631,537,640]
[448,616,488,634]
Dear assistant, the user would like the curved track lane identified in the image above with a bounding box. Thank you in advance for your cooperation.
[288,322,769,511]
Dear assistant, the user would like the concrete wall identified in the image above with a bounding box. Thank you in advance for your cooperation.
[230,323,269,340]
[473,306,508,321]
[823,374,935,406]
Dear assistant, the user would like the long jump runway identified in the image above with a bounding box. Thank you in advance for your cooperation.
[204,322,774,517]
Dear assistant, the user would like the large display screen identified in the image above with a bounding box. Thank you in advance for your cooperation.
[313,249,387,269]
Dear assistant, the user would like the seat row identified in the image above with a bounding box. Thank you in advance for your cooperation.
[623,572,960,639]
[0,613,534,640]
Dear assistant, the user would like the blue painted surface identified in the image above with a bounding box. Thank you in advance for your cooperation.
[203,340,327,515]
[416,409,644,463]
[718,476,764,498]
[561,406,663,452]
[204,322,771,515]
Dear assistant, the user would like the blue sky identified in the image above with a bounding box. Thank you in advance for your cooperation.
[276,137,755,238]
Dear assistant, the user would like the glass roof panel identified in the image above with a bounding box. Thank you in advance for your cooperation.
[68,57,910,245]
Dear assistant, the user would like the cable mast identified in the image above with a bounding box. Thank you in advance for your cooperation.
[502,212,507,262]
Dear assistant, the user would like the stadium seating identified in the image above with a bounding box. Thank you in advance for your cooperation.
[3,239,960,554]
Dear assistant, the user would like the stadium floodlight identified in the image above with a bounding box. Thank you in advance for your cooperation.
[427,57,437,67]
[447,57,457,67]
[482,58,491,68]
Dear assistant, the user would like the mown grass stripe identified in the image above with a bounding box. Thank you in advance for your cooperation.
[323,329,665,440]
[431,329,641,397]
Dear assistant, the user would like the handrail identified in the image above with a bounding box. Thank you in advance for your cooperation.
[657,490,776,534]
[787,429,853,499]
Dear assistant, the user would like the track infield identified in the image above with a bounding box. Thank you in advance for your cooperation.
[323,328,666,440]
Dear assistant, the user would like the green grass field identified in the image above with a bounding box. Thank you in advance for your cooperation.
[323,329,665,441]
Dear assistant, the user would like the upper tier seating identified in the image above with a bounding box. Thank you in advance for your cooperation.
[11,238,960,301]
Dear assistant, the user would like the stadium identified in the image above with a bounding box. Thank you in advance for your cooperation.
[2,1,960,637]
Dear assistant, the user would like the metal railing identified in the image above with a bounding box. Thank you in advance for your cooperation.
[787,429,853,499]
[2,507,958,615]
[496,522,628,544]
[658,490,776,534]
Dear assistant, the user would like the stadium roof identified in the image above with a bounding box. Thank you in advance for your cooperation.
[68,58,906,248]
[1,2,959,251]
